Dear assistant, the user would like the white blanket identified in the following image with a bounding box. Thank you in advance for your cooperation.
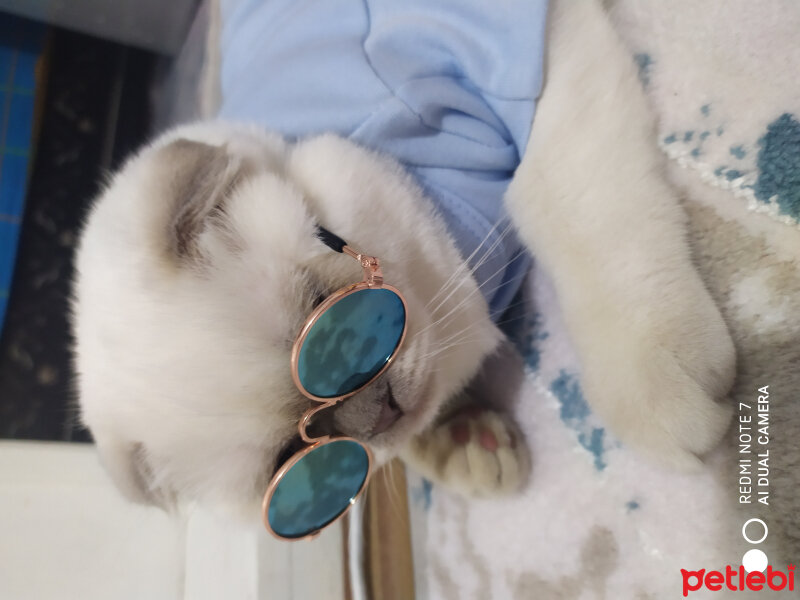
[410,1,800,598]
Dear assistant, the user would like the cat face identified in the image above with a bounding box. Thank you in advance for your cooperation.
[72,122,501,517]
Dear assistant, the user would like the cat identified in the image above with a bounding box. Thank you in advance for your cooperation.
[71,0,735,517]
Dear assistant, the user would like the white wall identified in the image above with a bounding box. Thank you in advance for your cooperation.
[0,0,198,54]
[0,441,345,600]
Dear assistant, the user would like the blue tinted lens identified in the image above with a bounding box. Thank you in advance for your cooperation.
[297,288,405,398]
[268,440,369,539]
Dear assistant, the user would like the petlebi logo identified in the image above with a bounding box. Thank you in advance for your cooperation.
[680,386,796,596]
[681,564,795,596]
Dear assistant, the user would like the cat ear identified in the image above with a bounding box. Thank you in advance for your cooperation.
[157,138,251,259]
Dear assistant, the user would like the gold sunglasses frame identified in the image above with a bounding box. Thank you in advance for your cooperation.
[261,243,408,540]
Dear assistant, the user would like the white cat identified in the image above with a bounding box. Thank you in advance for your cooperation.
[72,0,735,518]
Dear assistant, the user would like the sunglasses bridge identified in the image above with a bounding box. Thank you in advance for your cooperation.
[298,402,339,444]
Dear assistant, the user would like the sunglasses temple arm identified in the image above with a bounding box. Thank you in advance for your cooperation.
[315,226,383,286]
[315,226,348,253]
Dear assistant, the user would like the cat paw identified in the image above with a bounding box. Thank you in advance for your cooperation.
[401,408,529,497]
[576,286,736,471]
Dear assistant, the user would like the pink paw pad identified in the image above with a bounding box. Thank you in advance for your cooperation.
[450,421,470,445]
[448,408,510,453]
[478,428,498,451]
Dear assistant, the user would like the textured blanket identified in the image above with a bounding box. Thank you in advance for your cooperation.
[168,1,799,595]
[410,1,800,598]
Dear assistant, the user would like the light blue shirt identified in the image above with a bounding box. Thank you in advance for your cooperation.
[220,0,548,320]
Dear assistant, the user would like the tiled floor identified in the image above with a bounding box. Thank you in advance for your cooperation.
[0,20,156,442]
[0,15,46,338]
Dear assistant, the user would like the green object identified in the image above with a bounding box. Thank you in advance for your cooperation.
[268,440,369,538]
[297,288,405,398]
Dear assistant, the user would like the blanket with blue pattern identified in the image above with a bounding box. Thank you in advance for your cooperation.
[412,1,800,597]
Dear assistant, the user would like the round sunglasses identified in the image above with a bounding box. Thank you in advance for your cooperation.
[262,227,408,540]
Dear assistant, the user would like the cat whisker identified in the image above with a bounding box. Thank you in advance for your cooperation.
[417,259,528,340]
[417,324,503,361]
[426,221,515,319]
[425,219,512,311]
[424,221,503,310]
[424,253,523,335]
[417,334,492,362]
[386,460,404,521]
[413,274,531,365]
[432,291,532,346]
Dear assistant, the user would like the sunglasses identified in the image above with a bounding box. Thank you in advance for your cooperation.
[262,226,408,540]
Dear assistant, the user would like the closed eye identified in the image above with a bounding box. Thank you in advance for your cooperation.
[273,435,306,476]
[312,293,327,309]
[302,271,329,310]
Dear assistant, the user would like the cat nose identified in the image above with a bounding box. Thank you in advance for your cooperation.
[370,382,403,436]
[331,380,403,438]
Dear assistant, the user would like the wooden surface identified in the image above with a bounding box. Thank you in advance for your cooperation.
[363,460,416,600]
